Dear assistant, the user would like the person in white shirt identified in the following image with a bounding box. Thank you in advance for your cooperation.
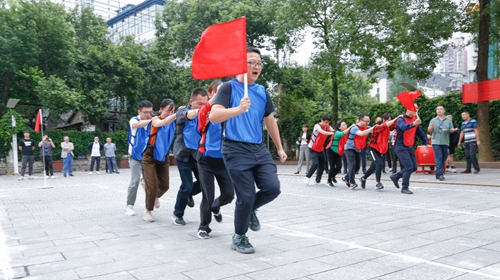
[294,124,311,174]
[87,136,103,174]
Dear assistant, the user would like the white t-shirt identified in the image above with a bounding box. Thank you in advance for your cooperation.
[300,133,308,145]
[91,142,101,157]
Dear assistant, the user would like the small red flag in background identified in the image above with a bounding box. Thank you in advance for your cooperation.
[34,109,42,133]
[397,91,421,112]
[192,17,247,80]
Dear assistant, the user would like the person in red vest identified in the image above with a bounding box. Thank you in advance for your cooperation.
[360,113,400,190]
[342,113,375,189]
[303,114,334,185]
[390,104,430,194]
[326,120,354,187]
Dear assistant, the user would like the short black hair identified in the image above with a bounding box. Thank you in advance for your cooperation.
[382,113,392,121]
[159,98,174,109]
[138,100,153,110]
[24,130,30,133]
[247,47,261,57]
[321,114,331,121]
[190,87,208,100]
[358,113,369,121]
[336,120,345,130]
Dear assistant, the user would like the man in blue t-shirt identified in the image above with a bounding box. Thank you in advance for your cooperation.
[210,47,287,254]
[457,111,480,174]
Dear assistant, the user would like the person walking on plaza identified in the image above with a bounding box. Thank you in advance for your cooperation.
[196,80,234,239]
[125,100,153,216]
[87,137,103,174]
[390,104,429,194]
[19,131,36,180]
[61,136,74,177]
[457,111,481,174]
[326,121,353,187]
[104,137,120,174]
[39,134,56,179]
[210,47,287,254]
[142,99,176,222]
[446,114,459,173]
[428,105,456,181]
[294,124,311,174]
[343,114,374,189]
[171,88,207,226]
[360,113,399,190]
[303,114,334,185]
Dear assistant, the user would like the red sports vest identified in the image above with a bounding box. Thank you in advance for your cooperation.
[353,126,368,150]
[337,135,348,156]
[369,123,394,154]
[311,123,330,153]
[403,116,418,146]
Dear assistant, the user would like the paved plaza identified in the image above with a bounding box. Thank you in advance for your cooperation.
[1,164,500,280]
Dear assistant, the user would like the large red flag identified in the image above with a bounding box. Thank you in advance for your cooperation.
[34,109,42,133]
[192,17,247,80]
[397,91,420,112]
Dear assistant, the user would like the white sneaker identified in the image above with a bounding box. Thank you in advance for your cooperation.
[18,176,24,181]
[303,177,310,185]
[46,175,50,179]
[451,167,457,173]
[50,176,55,179]
[28,175,33,180]
[143,211,154,222]
[89,172,93,175]
[154,198,160,208]
[125,205,135,216]
[96,171,100,174]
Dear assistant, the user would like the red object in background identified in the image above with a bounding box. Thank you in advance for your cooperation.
[397,91,419,112]
[34,109,42,133]
[192,17,247,80]
[462,79,500,103]
[408,91,421,101]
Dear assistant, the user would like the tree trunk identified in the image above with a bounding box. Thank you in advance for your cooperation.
[475,0,494,161]
[331,70,339,122]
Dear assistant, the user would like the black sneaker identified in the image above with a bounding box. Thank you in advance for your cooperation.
[390,174,400,189]
[249,210,260,231]
[327,182,334,187]
[171,214,186,225]
[231,234,255,254]
[376,182,384,189]
[360,178,366,189]
[187,196,195,208]
[197,230,210,239]
[332,177,337,183]
[213,211,223,223]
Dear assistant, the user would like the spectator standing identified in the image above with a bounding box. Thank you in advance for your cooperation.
[61,136,74,177]
[428,105,456,181]
[457,111,481,174]
[39,134,56,179]
[294,124,311,174]
[446,114,459,173]
[87,137,103,174]
[104,137,119,174]
[18,131,36,180]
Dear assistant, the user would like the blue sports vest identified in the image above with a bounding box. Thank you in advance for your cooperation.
[153,121,176,162]
[128,116,149,161]
[204,122,222,158]
[224,80,267,144]
[183,116,200,150]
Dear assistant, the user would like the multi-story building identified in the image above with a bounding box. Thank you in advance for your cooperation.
[107,0,166,44]
[437,46,468,83]
[54,0,121,20]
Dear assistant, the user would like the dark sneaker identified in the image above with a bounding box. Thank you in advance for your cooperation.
[375,182,384,189]
[439,175,445,181]
[327,182,334,187]
[332,177,337,183]
[197,230,210,239]
[460,170,472,174]
[249,210,260,231]
[401,189,413,194]
[213,211,223,223]
[473,170,480,174]
[171,214,186,225]
[231,234,255,254]
[360,178,366,189]
[187,196,195,208]
[349,183,358,190]
[390,174,400,189]
[341,176,350,187]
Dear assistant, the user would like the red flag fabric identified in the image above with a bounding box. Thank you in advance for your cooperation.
[397,91,417,112]
[192,17,247,80]
[408,91,421,101]
[34,109,42,133]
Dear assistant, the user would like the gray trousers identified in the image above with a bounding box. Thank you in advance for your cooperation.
[126,157,144,206]
[21,155,34,176]
[296,144,310,172]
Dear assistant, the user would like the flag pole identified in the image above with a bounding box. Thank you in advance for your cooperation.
[244,73,248,97]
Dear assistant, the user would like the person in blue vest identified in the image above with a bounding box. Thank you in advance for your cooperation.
[142,98,176,222]
[390,104,429,194]
[210,47,287,254]
[196,80,235,239]
[171,88,208,226]
[342,114,374,189]
[125,100,153,217]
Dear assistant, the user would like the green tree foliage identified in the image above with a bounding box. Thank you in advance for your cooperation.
[36,76,82,120]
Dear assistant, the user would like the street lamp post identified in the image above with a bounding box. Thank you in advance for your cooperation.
[7,98,20,174]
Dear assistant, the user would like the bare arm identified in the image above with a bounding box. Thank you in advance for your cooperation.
[457,130,464,147]
[152,114,176,127]
[317,126,334,136]
[209,97,250,123]
[264,114,287,163]
[131,119,151,129]
[474,128,480,146]
[356,126,374,136]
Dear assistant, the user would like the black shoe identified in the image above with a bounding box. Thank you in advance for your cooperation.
[375,182,384,190]
[294,171,299,174]
[461,170,472,174]
[438,175,445,181]
[197,230,210,239]
[332,178,337,183]
[474,169,480,174]
[213,211,223,223]
[327,182,334,187]
[231,234,255,254]
[115,171,120,174]
[355,171,359,175]
[69,174,74,176]
[360,178,366,189]
[390,174,400,189]
[171,214,186,225]
[187,196,195,208]
[249,210,260,231]
[63,174,67,177]
[401,189,413,194]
